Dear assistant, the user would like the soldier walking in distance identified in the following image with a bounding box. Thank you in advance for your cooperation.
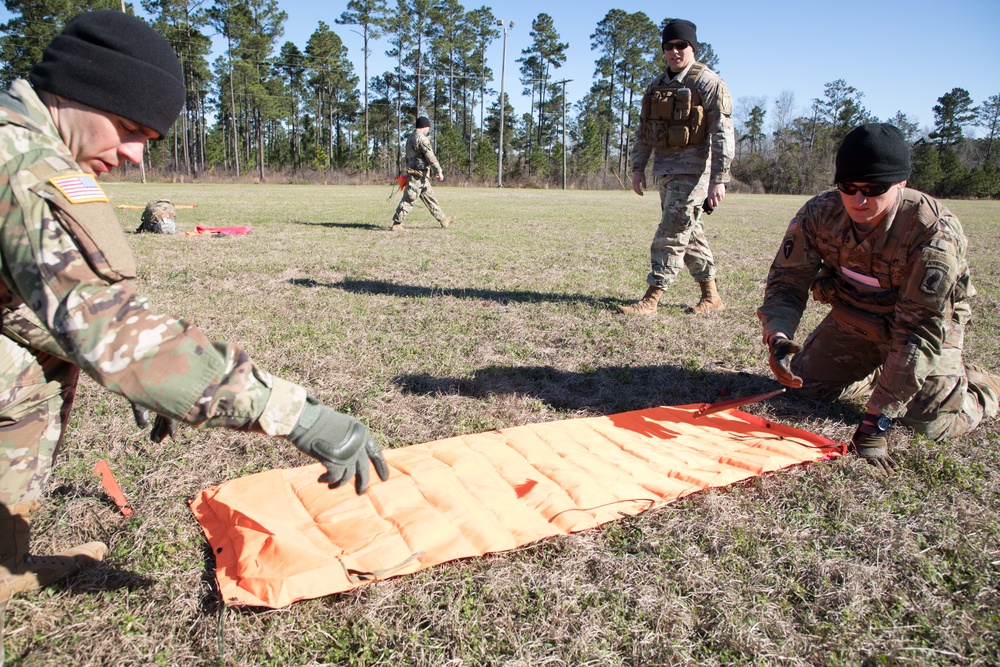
[759,123,1000,472]
[391,116,456,231]
[0,11,389,603]
[619,19,734,316]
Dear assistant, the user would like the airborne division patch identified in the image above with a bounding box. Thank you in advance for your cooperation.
[48,173,109,204]
[920,267,946,295]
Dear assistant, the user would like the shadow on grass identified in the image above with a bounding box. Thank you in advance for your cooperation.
[294,276,624,308]
[395,362,865,424]
[290,220,384,231]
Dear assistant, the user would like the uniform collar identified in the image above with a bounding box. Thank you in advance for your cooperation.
[7,79,62,141]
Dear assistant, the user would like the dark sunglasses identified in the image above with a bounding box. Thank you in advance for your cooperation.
[836,182,894,197]
[664,40,690,52]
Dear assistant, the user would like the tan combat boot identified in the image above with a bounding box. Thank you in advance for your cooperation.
[1,502,108,604]
[389,223,406,232]
[685,278,725,314]
[616,286,665,315]
[440,215,456,228]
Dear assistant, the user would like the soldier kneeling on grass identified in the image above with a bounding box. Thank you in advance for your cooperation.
[135,199,177,234]
[0,11,389,604]
[757,123,1000,473]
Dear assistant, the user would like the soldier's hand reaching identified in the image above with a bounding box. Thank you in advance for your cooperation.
[286,398,390,494]
[131,402,151,428]
[767,335,803,388]
[436,172,444,181]
[851,416,896,473]
[131,401,180,443]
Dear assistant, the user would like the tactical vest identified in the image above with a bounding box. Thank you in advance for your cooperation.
[638,63,707,149]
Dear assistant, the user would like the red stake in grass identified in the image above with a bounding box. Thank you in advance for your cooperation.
[93,459,134,517]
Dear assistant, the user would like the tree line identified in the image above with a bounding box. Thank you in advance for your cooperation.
[2,0,997,198]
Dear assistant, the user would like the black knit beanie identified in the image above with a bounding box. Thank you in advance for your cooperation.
[416,116,431,129]
[29,10,185,138]
[835,123,911,184]
[662,19,698,49]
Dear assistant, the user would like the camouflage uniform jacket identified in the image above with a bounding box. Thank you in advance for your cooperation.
[629,62,735,181]
[404,131,442,177]
[0,80,306,435]
[757,188,975,418]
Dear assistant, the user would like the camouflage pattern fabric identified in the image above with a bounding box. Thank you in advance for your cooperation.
[136,199,177,234]
[393,173,446,225]
[629,61,734,291]
[757,188,998,439]
[0,80,307,504]
[393,130,447,225]
[630,61,735,180]
[647,171,714,288]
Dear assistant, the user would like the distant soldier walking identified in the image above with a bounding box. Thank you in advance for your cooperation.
[392,116,455,231]
[619,19,735,316]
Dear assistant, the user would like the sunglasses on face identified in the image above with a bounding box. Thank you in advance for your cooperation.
[664,40,690,52]
[836,182,894,197]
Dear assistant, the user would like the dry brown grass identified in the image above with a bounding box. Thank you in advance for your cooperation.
[2,185,998,666]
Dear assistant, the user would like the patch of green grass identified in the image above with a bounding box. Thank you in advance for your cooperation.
[5,185,998,666]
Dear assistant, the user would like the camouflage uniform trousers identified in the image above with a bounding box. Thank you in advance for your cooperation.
[392,172,447,225]
[0,334,78,504]
[790,312,999,440]
[647,171,715,288]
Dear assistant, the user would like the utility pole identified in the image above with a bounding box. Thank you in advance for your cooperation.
[556,79,572,190]
[496,19,513,188]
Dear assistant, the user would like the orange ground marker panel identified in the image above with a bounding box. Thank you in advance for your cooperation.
[190,404,844,608]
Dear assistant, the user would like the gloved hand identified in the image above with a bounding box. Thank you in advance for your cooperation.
[851,418,896,473]
[131,402,151,428]
[767,335,803,388]
[287,398,390,494]
[150,415,179,443]
[131,401,180,443]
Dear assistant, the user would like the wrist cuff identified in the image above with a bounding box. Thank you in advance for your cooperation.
[257,377,309,437]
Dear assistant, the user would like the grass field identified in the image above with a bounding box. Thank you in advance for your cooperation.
[2,184,998,666]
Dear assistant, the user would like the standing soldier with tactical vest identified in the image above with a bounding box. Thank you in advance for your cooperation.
[391,116,456,232]
[619,19,734,316]
[0,11,389,604]
[759,123,1000,472]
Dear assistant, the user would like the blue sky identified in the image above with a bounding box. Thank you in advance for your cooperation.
[5,0,1000,134]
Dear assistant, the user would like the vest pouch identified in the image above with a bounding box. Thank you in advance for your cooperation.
[673,88,692,121]
[831,301,892,344]
[688,106,706,145]
[644,120,670,148]
[667,125,690,147]
[652,92,674,122]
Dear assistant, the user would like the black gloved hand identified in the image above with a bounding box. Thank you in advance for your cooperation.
[767,336,804,388]
[150,415,179,443]
[851,417,896,473]
[131,402,151,428]
[287,398,390,494]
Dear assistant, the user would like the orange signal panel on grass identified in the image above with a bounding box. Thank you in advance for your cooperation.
[190,405,844,608]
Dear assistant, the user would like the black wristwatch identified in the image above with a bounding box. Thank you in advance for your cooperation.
[861,413,892,434]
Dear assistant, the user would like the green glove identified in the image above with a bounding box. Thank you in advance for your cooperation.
[131,402,151,428]
[287,398,390,494]
[150,415,179,443]
[768,336,804,388]
[132,402,179,443]
[851,416,896,473]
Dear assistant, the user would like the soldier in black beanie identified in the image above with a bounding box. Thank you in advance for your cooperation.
[758,122,1000,473]
[0,10,390,605]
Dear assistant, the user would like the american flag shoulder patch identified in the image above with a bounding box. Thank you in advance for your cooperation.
[48,173,109,204]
